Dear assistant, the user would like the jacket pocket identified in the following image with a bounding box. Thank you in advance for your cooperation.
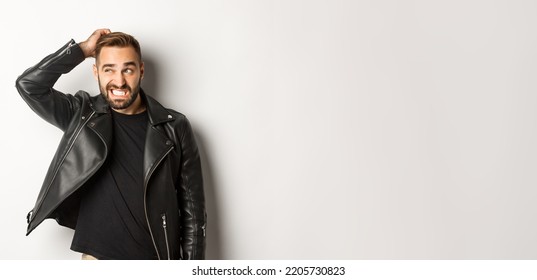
[161,213,171,260]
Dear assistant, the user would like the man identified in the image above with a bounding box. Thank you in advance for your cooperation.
[15,29,206,260]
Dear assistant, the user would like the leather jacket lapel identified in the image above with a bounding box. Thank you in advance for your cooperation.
[141,90,176,185]
[143,125,174,185]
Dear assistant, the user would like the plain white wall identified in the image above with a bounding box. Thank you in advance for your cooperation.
[2,0,537,259]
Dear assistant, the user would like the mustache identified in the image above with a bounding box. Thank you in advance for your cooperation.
[106,83,131,92]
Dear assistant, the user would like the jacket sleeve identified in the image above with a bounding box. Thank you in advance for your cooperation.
[177,117,206,259]
[15,40,85,131]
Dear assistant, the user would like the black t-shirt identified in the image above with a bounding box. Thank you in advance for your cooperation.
[71,110,156,260]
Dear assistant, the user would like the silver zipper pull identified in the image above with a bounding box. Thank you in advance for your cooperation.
[26,210,33,224]
[161,214,171,260]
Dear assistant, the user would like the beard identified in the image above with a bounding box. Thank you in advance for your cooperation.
[98,76,142,110]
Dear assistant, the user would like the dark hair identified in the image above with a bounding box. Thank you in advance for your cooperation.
[95,32,142,61]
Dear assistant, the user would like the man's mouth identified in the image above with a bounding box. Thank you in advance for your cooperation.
[111,89,128,96]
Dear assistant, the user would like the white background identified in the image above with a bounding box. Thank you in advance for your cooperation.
[1,0,537,259]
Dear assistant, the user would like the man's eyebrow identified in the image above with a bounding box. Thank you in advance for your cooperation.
[101,61,138,69]
[123,61,137,67]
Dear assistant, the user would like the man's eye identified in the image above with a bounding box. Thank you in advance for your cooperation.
[124,69,133,74]
[103,69,112,73]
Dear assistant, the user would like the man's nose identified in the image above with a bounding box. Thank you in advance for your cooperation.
[112,72,126,86]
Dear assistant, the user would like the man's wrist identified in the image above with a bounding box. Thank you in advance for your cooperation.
[78,41,91,58]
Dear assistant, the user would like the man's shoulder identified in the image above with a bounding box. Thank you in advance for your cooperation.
[143,92,190,125]
[72,90,96,103]
[66,90,93,107]
[166,108,187,121]
[165,108,193,132]
[76,91,109,112]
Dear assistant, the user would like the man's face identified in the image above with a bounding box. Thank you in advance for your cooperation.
[93,46,144,112]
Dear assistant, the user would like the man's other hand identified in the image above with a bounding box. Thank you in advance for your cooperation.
[78,28,112,58]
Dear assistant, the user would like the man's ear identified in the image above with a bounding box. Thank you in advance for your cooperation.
[140,61,145,80]
[93,64,98,81]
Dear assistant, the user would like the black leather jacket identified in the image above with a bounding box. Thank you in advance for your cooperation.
[15,40,206,260]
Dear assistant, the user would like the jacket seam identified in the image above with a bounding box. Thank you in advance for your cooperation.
[181,121,199,259]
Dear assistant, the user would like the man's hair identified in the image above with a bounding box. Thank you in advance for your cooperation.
[95,32,142,61]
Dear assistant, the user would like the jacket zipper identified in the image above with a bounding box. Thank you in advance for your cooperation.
[161,213,171,260]
[144,141,174,260]
[29,111,96,224]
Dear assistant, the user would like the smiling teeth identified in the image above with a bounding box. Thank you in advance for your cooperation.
[112,90,126,96]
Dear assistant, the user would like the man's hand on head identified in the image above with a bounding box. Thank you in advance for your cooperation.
[78,28,112,58]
